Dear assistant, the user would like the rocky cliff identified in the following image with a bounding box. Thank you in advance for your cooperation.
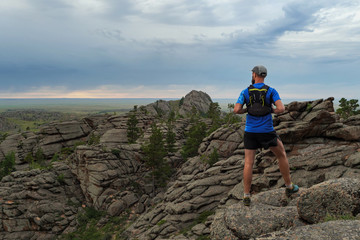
[0,92,359,240]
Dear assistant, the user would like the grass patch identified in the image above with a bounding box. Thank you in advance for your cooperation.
[157,219,167,226]
[323,213,360,222]
[6,118,46,132]
[59,207,134,240]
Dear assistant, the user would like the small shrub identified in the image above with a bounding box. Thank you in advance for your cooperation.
[111,149,121,158]
[195,211,215,224]
[78,207,104,226]
[61,147,73,156]
[88,133,101,145]
[0,132,8,142]
[51,153,60,162]
[179,97,185,106]
[0,152,16,180]
[306,103,312,112]
[24,152,34,163]
[207,148,219,167]
[34,148,45,166]
[57,173,66,185]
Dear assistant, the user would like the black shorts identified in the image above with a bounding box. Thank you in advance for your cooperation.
[244,131,280,150]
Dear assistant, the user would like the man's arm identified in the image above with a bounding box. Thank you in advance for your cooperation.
[234,103,247,114]
[272,100,285,114]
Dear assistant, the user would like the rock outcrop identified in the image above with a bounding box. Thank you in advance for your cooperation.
[0,162,84,240]
[143,90,213,118]
[179,90,213,116]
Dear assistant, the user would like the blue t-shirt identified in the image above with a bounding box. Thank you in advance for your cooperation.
[236,83,281,133]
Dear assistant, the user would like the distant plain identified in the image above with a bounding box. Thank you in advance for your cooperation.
[0,98,319,114]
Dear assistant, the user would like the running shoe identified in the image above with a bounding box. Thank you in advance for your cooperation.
[243,197,251,206]
[285,183,299,197]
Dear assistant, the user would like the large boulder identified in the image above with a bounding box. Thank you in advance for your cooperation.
[297,178,360,224]
[210,188,303,239]
[256,220,360,240]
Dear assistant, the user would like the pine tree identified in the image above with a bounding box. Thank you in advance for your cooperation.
[227,103,235,113]
[207,102,222,134]
[127,114,140,143]
[181,121,207,160]
[336,98,360,119]
[165,124,176,153]
[141,123,171,192]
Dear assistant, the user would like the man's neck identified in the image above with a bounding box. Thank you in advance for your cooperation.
[254,79,265,84]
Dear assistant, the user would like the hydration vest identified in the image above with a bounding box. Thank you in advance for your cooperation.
[246,84,273,116]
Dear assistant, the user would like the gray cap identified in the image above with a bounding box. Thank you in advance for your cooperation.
[252,65,267,77]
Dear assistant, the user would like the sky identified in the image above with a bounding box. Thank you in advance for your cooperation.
[0,0,360,100]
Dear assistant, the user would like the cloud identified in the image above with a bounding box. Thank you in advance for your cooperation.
[0,0,359,100]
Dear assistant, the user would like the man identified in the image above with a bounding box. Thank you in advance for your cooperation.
[234,65,299,206]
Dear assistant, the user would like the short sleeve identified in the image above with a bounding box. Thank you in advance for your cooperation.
[270,88,281,103]
[236,89,247,105]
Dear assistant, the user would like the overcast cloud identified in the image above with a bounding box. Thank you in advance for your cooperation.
[0,0,359,99]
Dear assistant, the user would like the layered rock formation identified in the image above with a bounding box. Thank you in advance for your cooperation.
[0,162,84,240]
[0,93,359,240]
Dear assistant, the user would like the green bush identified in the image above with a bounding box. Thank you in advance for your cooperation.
[57,173,66,185]
[51,153,60,162]
[77,207,104,226]
[0,132,8,142]
[203,148,219,167]
[61,147,74,156]
[24,152,34,163]
[88,133,101,145]
[111,149,121,158]
[34,148,45,165]
[0,152,16,180]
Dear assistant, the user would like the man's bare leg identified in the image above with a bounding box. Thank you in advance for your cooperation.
[269,139,292,186]
[243,149,256,194]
